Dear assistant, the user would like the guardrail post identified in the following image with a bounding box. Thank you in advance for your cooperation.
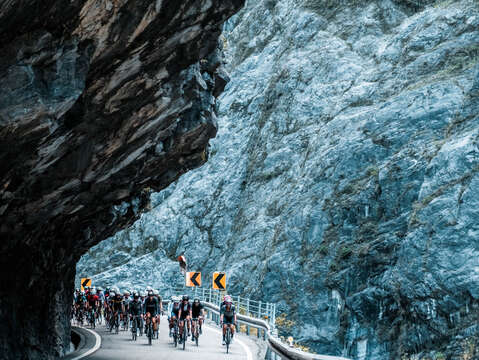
[272,303,276,329]
[258,301,262,318]
[202,287,205,301]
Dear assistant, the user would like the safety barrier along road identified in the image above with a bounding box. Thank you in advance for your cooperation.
[164,287,351,360]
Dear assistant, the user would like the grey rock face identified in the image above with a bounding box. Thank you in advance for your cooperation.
[0,1,244,359]
[79,0,479,359]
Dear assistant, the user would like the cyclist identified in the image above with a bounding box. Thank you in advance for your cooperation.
[122,291,131,328]
[86,287,99,322]
[168,296,181,337]
[178,295,192,343]
[129,292,143,336]
[220,295,237,345]
[191,297,204,341]
[143,290,159,335]
[74,290,86,319]
[110,291,124,330]
[153,289,163,323]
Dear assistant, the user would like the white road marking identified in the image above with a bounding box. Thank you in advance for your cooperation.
[204,324,253,360]
[70,327,101,360]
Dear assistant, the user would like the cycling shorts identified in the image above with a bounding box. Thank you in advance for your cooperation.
[170,312,178,319]
[224,316,234,325]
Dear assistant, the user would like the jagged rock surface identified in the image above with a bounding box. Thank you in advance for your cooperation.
[0,1,243,359]
[79,1,479,359]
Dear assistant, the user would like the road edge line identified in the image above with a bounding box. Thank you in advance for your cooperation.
[70,327,101,360]
[205,324,253,360]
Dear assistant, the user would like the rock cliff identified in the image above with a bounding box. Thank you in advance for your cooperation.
[78,0,479,359]
[0,1,243,358]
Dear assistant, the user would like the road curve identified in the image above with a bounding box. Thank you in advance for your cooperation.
[83,315,258,360]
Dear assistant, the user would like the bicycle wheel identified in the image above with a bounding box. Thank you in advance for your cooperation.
[226,328,231,354]
[182,326,186,350]
[132,318,137,341]
[147,322,152,345]
[173,323,178,347]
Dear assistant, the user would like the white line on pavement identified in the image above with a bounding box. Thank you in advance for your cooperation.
[70,327,101,360]
[205,324,253,360]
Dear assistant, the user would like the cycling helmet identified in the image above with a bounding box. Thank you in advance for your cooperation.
[105,287,110,292]
[97,287,102,292]
[148,290,154,296]
[182,295,189,301]
[75,288,80,292]
[133,292,139,298]
[146,286,152,292]
[91,287,96,293]
[110,292,116,297]
[224,295,233,303]
[153,289,159,296]
[194,297,200,302]
[124,290,130,296]
[171,296,179,302]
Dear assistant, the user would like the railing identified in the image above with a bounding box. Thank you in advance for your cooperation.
[162,287,350,360]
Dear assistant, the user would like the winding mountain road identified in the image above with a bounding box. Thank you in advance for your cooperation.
[82,315,260,360]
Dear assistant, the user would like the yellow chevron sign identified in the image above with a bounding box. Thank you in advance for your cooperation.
[186,272,201,287]
[213,272,226,290]
[80,278,91,291]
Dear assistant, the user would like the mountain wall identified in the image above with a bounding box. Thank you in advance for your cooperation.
[78,0,479,359]
[0,1,243,358]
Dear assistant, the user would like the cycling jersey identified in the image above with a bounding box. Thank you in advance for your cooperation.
[192,303,203,318]
[221,304,235,324]
[111,296,123,312]
[179,302,191,320]
[75,294,86,304]
[87,294,99,307]
[129,300,143,316]
[143,296,159,316]
[168,302,180,318]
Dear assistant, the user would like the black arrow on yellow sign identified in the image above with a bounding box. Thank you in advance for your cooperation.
[213,273,225,290]
[191,272,201,287]
[82,279,90,288]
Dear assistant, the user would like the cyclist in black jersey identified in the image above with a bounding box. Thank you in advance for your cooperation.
[191,298,204,340]
[143,290,159,334]
[220,295,237,345]
[178,295,192,343]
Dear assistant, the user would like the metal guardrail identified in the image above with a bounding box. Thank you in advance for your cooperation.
[162,287,351,360]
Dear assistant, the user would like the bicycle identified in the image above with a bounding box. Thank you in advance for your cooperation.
[95,307,102,325]
[131,315,141,341]
[181,321,187,351]
[191,318,200,346]
[225,325,232,354]
[88,307,96,329]
[109,311,119,334]
[76,307,84,326]
[172,319,179,347]
[145,313,153,345]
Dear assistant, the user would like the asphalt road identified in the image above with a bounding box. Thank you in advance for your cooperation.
[84,315,259,360]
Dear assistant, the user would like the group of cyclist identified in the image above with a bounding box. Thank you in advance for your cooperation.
[72,286,238,346]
